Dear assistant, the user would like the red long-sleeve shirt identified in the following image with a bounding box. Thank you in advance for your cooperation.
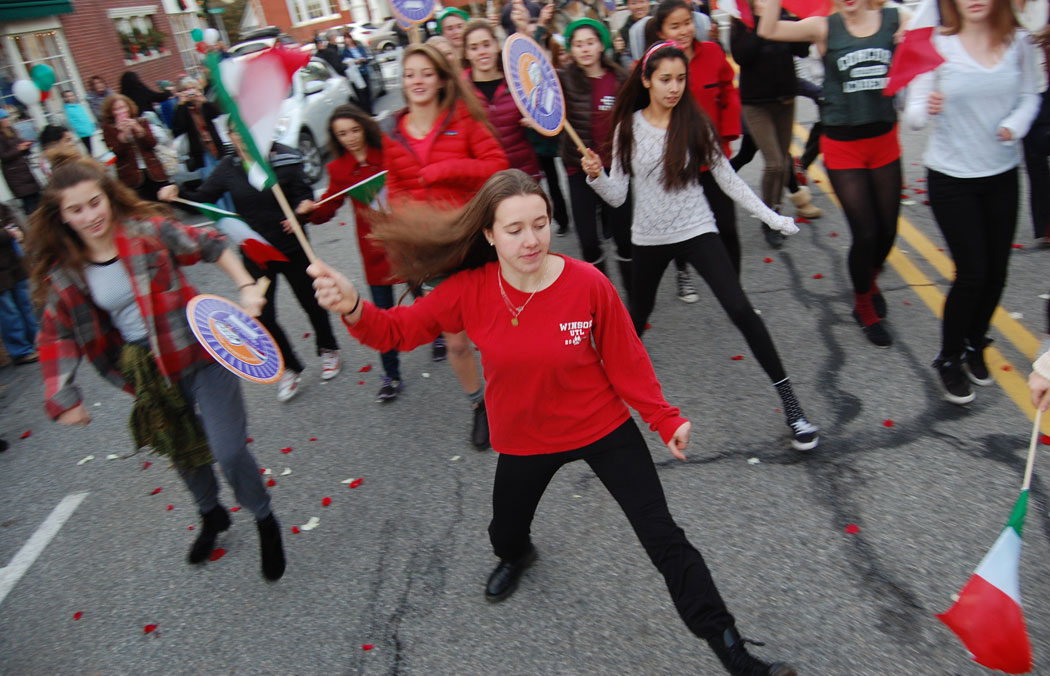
[343,256,687,454]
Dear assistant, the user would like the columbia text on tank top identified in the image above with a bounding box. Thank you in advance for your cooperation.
[84,257,149,342]
[822,8,898,130]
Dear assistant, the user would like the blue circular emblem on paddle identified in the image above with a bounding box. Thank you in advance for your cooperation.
[187,294,284,384]
[503,34,566,137]
[391,0,434,25]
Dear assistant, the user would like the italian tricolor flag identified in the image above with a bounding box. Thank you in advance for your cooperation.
[937,491,1033,674]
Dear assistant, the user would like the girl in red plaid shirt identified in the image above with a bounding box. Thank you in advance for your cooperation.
[28,154,287,581]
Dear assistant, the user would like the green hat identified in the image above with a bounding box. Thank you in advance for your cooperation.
[564,18,612,51]
[435,7,470,33]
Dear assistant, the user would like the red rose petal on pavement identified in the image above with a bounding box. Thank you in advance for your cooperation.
[830,232,838,237]
[1011,243,1024,249]
[883,419,894,428]
[322,497,332,507]
[917,178,926,182]
[795,216,810,224]
[303,332,311,338]
[362,644,374,651]
[20,430,31,439]
[813,178,821,183]
[143,624,158,634]
[73,611,83,620]
[150,487,163,495]
[259,468,267,474]
[913,188,927,194]
[1041,434,1050,446]
[266,479,276,487]
[230,506,241,512]
[246,437,254,443]
[763,257,773,263]
[339,221,346,226]
[358,380,365,385]
[208,548,226,562]
[731,355,744,361]
[358,364,373,372]
[142,461,152,470]
[291,526,300,534]
[912,162,919,166]
[937,248,944,252]
[309,437,317,442]
[188,525,194,530]
[1002,365,1012,371]
[903,301,912,306]
[923,199,930,205]
[281,447,292,454]
[166,505,173,511]
[844,524,860,534]
[812,273,823,279]
[644,323,652,330]
[349,478,364,489]
[900,194,908,200]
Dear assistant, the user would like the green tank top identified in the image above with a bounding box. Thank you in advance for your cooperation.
[822,8,899,128]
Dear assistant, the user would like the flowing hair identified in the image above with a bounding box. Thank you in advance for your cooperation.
[369,169,551,287]
[938,0,1018,43]
[27,152,169,307]
[609,44,717,191]
[326,104,382,156]
[400,43,494,135]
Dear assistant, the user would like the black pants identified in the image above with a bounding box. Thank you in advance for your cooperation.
[245,246,338,373]
[135,177,168,203]
[928,167,1018,357]
[1023,124,1049,240]
[353,70,373,115]
[80,136,94,156]
[675,171,740,277]
[488,419,734,639]
[633,233,787,383]
[537,154,569,230]
[568,171,632,298]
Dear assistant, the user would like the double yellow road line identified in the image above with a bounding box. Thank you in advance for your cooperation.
[790,122,1048,434]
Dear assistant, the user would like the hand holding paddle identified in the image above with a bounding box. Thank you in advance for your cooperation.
[580,148,603,179]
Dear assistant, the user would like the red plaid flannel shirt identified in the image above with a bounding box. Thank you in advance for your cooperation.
[39,217,228,419]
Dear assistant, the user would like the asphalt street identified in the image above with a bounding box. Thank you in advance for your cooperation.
[1,76,1049,676]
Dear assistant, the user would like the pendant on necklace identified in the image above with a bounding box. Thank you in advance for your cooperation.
[511,317,519,327]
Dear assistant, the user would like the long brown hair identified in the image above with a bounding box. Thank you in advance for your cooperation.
[610,44,717,191]
[400,43,492,132]
[27,153,168,306]
[370,169,551,287]
[938,0,1019,43]
[327,104,382,157]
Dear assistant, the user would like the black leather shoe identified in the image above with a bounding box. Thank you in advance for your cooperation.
[485,545,537,602]
[188,505,231,564]
[472,402,490,450]
[256,513,286,581]
[706,626,797,676]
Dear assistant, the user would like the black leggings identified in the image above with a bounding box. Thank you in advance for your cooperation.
[245,246,338,373]
[1023,127,1050,240]
[488,418,734,639]
[568,171,633,299]
[633,233,787,383]
[675,172,740,276]
[826,159,901,294]
[928,167,1019,357]
[537,154,569,231]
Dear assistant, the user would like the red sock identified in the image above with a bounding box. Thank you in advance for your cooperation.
[854,292,879,326]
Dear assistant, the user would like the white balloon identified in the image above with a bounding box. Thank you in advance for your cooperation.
[12,79,40,105]
[203,27,220,45]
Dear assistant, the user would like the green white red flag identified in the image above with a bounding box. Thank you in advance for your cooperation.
[182,198,289,268]
[937,490,1033,674]
[884,0,944,97]
[205,47,309,190]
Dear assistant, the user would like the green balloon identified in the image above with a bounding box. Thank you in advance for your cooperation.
[191,28,204,42]
[30,63,55,92]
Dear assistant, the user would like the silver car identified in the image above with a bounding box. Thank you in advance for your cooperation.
[273,57,353,183]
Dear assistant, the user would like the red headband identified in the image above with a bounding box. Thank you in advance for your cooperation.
[641,40,678,74]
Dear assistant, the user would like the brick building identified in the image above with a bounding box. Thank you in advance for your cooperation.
[244,0,391,43]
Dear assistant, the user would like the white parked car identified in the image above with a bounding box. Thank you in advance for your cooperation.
[350,19,400,52]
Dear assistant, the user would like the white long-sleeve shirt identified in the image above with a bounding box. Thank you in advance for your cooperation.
[587,110,794,246]
[904,30,1042,179]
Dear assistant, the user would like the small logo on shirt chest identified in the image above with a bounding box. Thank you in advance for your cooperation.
[559,319,593,346]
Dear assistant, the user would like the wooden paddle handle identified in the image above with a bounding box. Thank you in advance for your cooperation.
[563,120,588,155]
[270,182,320,265]
[255,277,271,296]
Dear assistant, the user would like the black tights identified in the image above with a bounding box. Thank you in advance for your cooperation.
[633,233,787,383]
[826,160,901,294]
[675,172,740,277]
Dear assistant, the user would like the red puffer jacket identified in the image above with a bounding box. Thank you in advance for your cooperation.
[382,101,509,208]
[688,40,742,156]
[310,147,396,286]
[463,70,541,179]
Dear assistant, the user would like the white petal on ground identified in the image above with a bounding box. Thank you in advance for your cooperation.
[262,468,272,476]
[1039,293,1050,300]
[280,468,292,476]
[747,457,761,465]
[106,454,119,460]
[301,516,320,531]
[450,455,461,462]
[1009,312,1024,319]
[77,455,94,465]
[341,478,355,484]
[93,402,101,407]
[421,372,430,378]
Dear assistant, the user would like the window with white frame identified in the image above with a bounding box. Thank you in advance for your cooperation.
[2,27,79,123]
[108,6,170,62]
[287,0,338,25]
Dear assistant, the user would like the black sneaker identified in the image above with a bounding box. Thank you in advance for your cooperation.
[376,377,403,402]
[851,310,893,348]
[706,626,797,676]
[762,224,785,249]
[677,270,699,304]
[472,401,490,450]
[485,544,537,602]
[789,417,819,451]
[933,354,975,405]
[432,336,447,362]
[872,292,887,319]
[964,338,994,386]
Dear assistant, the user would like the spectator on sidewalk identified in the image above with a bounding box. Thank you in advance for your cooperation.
[62,90,97,155]
[0,204,37,364]
[0,109,42,216]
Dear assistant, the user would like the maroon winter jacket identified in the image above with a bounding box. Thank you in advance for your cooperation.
[463,70,541,179]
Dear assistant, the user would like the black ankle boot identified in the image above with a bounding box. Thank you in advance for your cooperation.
[256,513,286,581]
[188,505,231,564]
[706,626,797,676]
[485,544,537,602]
[471,402,490,450]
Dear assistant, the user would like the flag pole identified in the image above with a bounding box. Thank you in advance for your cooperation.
[1021,408,1044,492]
[171,196,239,218]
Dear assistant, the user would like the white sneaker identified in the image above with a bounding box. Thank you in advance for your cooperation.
[320,349,342,380]
[277,371,302,402]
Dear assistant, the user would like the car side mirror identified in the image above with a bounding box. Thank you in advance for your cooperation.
[304,80,325,95]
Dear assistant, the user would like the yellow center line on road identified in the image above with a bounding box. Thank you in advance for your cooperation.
[789,123,1048,433]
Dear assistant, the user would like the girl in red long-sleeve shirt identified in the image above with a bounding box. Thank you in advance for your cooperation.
[308,170,797,676]
[381,44,510,449]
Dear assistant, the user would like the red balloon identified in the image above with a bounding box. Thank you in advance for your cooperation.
[40,90,50,102]
[196,43,207,53]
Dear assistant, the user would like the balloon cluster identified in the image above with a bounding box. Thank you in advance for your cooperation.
[12,64,56,105]
[191,27,221,54]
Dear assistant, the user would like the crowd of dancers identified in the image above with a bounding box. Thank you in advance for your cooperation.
[9,0,1049,673]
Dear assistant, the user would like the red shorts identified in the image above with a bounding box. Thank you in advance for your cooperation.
[820,125,901,170]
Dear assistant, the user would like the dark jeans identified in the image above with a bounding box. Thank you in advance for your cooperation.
[369,284,423,380]
[537,154,569,230]
[928,167,1019,357]
[488,418,734,639]
[245,246,338,373]
[1023,127,1049,239]
[633,233,787,383]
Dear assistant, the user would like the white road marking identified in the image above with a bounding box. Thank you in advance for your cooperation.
[0,492,89,608]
